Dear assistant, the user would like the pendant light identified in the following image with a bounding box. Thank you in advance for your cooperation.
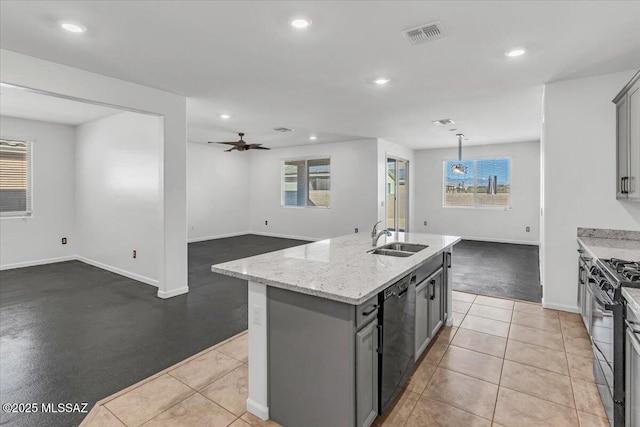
[451,133,467,174]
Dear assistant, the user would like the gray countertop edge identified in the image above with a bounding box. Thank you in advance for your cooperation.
[622,288,640,320]
[576,236,640,263]
[212,239,460,306]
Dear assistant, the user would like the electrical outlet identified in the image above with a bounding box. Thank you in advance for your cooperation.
[265,220,268,226]
[61,237,67,245]
[526,226,530,232]
[423,221,427,226]
[133,250,137,259]
[355,228,359,233]
[380,201,384,207]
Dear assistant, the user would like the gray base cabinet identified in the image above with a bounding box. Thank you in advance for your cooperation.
[415,253,449,360]
[267,287,378,427]
[356,319,378,427]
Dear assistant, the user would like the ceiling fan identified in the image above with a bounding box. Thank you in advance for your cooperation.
[208,132,270,152]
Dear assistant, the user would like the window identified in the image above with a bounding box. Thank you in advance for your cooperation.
[283,158,330,207]
[443,158,511,208]
[0,139,32,217]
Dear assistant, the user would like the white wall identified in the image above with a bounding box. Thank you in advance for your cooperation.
[248,139,378,240]
[187,142,250,241]
[378,138,416,231]
[1,49,187,298]
[542,69,640,311]
[0,116,76,268]
[75,112,161,285]
[413,141,541,244]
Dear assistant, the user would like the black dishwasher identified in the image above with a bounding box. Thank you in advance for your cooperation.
[378,272,416,415]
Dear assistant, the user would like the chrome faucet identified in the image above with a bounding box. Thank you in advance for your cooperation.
[371,221,392,246]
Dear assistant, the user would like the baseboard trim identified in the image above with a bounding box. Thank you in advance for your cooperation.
[0,255,77,270]
[542,301,579,313]
[76,256,159,287]
[188,231,248,243]
[461,236,540,246]
[246,398,269,421]
[250,231,320,242]
[157,286,189,299]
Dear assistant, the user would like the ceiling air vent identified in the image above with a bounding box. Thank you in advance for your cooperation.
[403,22,445,46]
[273,127,294,133]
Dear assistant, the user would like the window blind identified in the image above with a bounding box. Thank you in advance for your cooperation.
[0,139,32,216]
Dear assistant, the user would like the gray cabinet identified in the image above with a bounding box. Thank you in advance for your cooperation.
[415,280,430,358]
[428,269,444,338]
[267,286,379,427]
[414,262,445,360]
[356,318,378,427]
[614,69,640,200]
[626,326,640,426]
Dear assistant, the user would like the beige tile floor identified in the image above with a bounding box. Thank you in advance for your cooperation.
[82,292,608,427]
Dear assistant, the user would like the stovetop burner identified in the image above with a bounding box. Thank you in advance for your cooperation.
[601,258,640,286]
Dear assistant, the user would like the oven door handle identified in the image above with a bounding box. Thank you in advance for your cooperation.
[585,280,614,310]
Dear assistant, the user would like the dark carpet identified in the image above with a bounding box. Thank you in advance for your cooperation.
[451,240,541,303]
[0,234,307,427]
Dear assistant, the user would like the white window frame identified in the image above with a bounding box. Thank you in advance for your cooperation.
[0,137,33,219]
[281,156,331,209]
[442,156,512,210]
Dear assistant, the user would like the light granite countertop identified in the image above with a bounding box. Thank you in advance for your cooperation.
[622,288,640,320]
[212,232,461,305]
[577,236,640,263]
[577,228,640,317]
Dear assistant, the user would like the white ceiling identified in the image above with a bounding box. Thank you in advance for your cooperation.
[1,1,639,149]
[0,85,122,126]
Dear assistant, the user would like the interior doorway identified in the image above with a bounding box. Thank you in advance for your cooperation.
[386,157,409,232]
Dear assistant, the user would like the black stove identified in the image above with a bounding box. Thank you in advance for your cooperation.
[587,257,640,427]
[598,258,640,290]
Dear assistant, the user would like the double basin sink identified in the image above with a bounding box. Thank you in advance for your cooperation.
[368,242,428,257]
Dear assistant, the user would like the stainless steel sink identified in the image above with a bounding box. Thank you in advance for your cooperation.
[377,243,428,253]
[368,242,428,257]
[369,248,414,257]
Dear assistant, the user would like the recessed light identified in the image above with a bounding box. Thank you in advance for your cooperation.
[59,21,86,33]
[373,78,391,85]
[432,119,455,126]
[449,128,458,132]
[219,114,231,119]
[309,135,317,140]
[505,47,526,57]
[291,18,311,29]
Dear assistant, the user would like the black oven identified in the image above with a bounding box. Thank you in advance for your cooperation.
[587,277,616,424]
[586,262,625,426]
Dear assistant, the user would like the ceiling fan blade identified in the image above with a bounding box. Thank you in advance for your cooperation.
[210,141,242,145]
[246,144,270,150]
[224,147,237,152]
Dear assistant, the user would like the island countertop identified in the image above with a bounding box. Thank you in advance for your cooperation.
[211,232,461,305]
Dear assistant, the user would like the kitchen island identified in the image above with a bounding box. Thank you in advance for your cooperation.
[212,232,460,427]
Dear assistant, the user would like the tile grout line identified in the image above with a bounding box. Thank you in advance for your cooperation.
[426,364,497,421]
[104,405,127,427]
[490,307,513,423]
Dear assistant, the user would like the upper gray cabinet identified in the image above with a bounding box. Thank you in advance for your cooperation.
[614,69,640,201]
